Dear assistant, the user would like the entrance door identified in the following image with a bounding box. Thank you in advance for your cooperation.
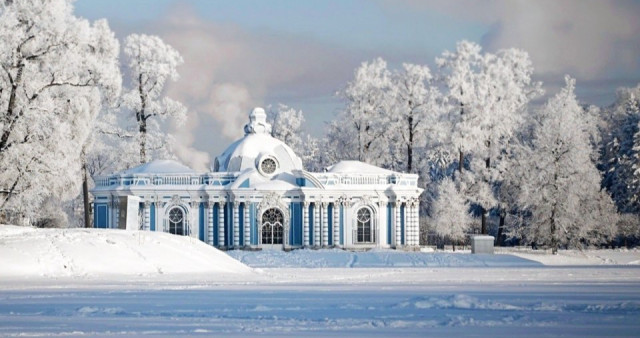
[261,208,284,249]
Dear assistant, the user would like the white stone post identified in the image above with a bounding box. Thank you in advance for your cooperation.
[244,202,251,246]
[303,202,310,246]
[207,201,214,246]
[313,202,320,247]
[218,202,225,247]
[233,202,240,248]
[322,202,329,247]
[333,202,340,246]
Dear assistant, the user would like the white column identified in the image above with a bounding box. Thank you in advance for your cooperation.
[413,202,420,246]
[233,202,240,247]
[207,202,214,245]
[142,201,150,231]
[333,202,340,246]
[395,202,402,247]
[112,198,119,229]
[313,202,320,246]
[218,202,225,247]
[244,202,251,246]
[303,202,310,246]
[322,202,329,247]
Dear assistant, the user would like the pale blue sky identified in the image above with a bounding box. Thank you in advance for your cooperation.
[74,0,640,169]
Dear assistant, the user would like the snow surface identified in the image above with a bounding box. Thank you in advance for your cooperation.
[327,160,394,174]
[499,247,640,265]
[0,225,252,280]
[227,248,543,268]
[1,226,639,336]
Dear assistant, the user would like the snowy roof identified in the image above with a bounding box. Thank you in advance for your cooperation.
[215,108,303,173]
[119,160,196,175]
[327,161,394,175]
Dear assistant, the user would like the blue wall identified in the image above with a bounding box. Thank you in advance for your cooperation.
[309,203,314,244]
[94,203,108,228]
[199,203,205,242]
[150,203,155,231]
[213,203,219,245]
[289,202,303,245]
[401,204,405,245]
[387,203,392,245]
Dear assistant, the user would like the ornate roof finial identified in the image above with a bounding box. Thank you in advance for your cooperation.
[243,107,272,135]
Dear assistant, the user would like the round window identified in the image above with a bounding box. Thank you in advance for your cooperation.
[260,158,277,175]
[169,208,183,223]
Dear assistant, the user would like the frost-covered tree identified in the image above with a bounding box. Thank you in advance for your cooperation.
[267,104,322,171]
[600,85,640,213]
[430,178,471,251]
[0,0,120,221]
[330,58,392,166]
[436,40,542,234]
[111,34,186,166]
[268,104,304,154]
[390,63,443,173]
[597,84,640,245]
[517,77,617,253]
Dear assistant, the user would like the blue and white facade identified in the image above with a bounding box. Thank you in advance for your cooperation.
[92,108,423,250]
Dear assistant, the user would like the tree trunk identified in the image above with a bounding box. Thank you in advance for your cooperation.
[481,210,487,235]
[458,150,464,172]
[407,115,413,173]
[82,160,91,228]
[139,117,147,164]
[0,65,24,152]
[496,213,505,246]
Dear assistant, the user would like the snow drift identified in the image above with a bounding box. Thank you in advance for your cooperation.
[0,225,252,278]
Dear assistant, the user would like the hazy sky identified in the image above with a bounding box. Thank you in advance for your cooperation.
[75,0,640,170]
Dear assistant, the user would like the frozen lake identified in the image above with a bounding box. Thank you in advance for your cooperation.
[1,267,639,337]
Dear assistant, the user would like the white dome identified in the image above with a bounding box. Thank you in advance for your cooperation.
[214,107,303,173]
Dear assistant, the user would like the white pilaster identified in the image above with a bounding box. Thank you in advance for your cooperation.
[207,202,214,245]
[142,201,150,231]
[233,202,240,247]
[395,202,402,247]
[113,198,119,229]
[322,202,329,247]
[333,202,340,246]
[218,202,225,247]
[303,202,310,246]
[413,201,420,246]
[244,202,251,246]
[313,202,320,247]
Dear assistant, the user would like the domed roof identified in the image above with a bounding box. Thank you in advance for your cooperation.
[215,107,303,173]
[119,160,196,175]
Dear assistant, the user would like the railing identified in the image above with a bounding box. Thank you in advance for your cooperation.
[314,173,418,187]
[93,173,239,187]
[94,172,417,188]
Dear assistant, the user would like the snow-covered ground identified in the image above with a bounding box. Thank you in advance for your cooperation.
[0,225,252,280]
[1,225,639,336]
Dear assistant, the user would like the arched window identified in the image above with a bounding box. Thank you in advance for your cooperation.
[356,208,372,243]
[261,208,284,245]
[168,207,185,236]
